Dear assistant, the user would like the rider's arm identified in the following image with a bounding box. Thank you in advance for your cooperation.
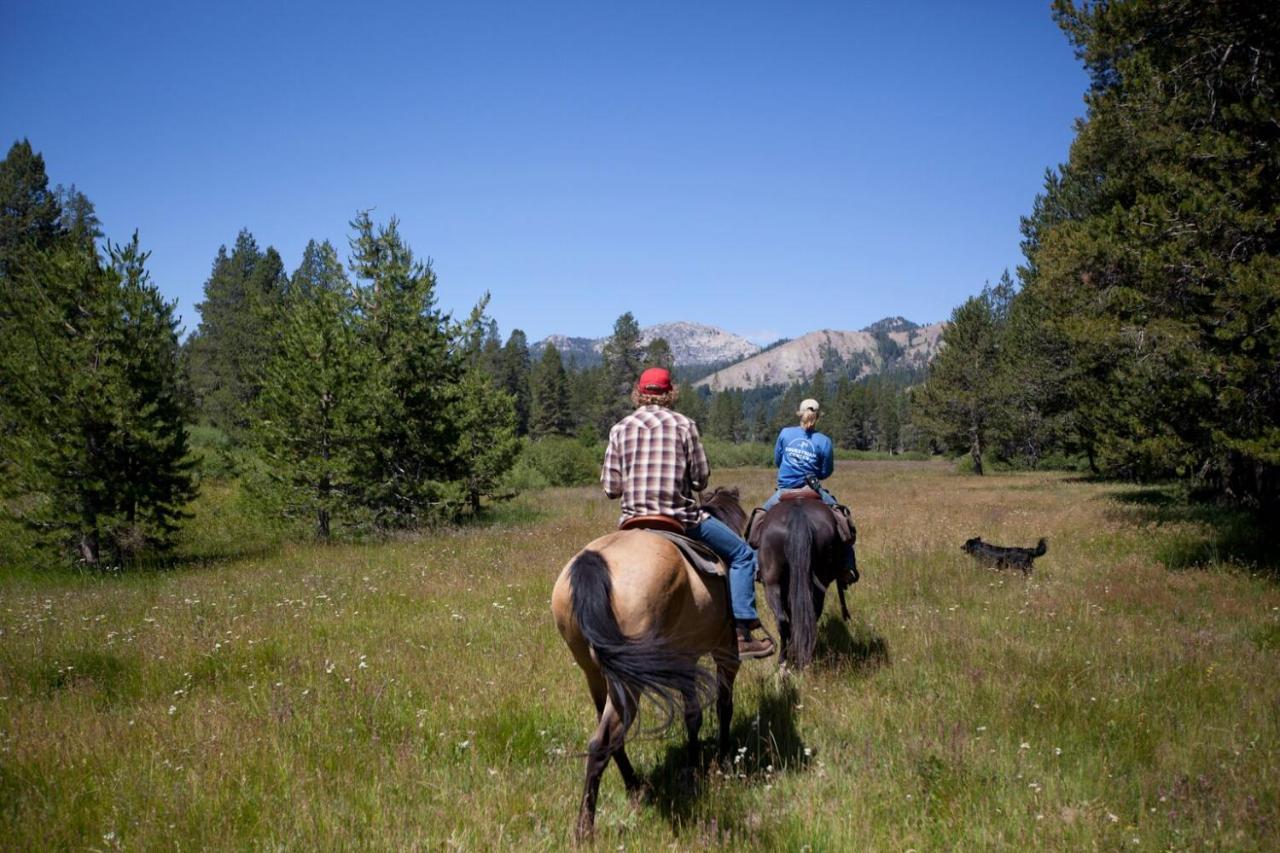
[686,422,710,492]
[773,430,785,467]
[819,435,834,480]
[601,426,623,499]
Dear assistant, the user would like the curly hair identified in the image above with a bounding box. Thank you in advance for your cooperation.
[631,386,680,408]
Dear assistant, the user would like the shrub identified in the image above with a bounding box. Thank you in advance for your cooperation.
[703,440,773,469]
[514,437,602,488]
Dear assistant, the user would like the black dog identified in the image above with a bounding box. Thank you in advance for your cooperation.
[961,537,1047,575]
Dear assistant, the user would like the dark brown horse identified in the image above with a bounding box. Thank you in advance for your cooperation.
[755,496,855,668]
[551,488,746,843]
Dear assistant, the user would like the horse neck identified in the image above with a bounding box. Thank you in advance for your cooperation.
[703,497,744,534]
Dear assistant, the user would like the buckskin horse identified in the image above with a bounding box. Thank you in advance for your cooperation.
[550,487,746,843]
[752,490,855,669]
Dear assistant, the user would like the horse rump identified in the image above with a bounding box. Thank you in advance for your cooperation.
[568,549,715,730]
[783,502,819,668]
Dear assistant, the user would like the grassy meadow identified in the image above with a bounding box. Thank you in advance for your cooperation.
[2,462,1278,849]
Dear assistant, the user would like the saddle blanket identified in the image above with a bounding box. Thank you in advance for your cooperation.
[637,529,726,577]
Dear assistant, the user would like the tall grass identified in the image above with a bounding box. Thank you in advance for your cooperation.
[1,463,1277,848]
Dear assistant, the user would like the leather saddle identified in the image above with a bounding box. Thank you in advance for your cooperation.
[779,487,823,502]
[745,501,857,549]
[618,515,725,577]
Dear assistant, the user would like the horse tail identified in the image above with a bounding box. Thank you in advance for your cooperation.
[1034,538,1048,557]
[785,503,818,668]
[568,549,714,731]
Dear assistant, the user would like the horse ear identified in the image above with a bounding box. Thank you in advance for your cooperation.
[728,487,739,498]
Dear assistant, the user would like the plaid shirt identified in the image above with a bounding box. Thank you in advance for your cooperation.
[601,405,710,526]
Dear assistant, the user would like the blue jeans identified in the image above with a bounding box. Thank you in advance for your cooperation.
[686,515,759,623]
[760,486,855,571]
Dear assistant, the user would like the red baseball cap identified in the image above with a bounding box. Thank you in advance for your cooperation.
[636,367,673,394]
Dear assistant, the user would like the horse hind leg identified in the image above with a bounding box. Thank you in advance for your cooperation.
[682,686,704,768]
[713,649,739,761]
[576,691,631,843]
[764,582,789,662]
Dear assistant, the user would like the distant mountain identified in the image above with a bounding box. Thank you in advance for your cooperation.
[533,322,760,369]
[695,319,945,391]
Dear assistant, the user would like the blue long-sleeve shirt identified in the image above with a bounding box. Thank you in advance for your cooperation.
[774,426,834,488]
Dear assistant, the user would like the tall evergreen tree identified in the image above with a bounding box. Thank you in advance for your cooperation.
[530,343,572,438]
[643,336,675,371]
[499,329,533,435]
[452,366,520,513]
[708,390,745,441]
[186,230,287,434]
[1017,0,1280,501]
[250,243,369,538]
[0,227,196,565]
[600,311,644,429]
[914,289,1003,473]
[452,295,520,512]
[0,139,61,273]
[348,211,461,525]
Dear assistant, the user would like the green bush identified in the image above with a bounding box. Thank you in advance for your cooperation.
[512,437,602,488]
[703,440,773,469]
[187,424,253,479]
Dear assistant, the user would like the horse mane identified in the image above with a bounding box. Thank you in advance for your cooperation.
[701,486,746,535]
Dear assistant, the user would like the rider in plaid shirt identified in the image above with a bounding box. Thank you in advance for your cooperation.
[602,367,774,659]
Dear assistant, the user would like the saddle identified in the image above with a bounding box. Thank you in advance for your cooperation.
[744,501,857,549]
[618,515,725,577]
[779,487,823,502]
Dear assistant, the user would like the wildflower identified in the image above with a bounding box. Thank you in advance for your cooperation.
[168,705,177,715]
[1020,742,1031,750]
[1106,812,1119,823]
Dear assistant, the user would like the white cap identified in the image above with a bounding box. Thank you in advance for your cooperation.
[798,398,820,414]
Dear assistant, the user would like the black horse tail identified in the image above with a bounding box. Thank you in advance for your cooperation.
[568,549,714,731]
[1033,538,1048,557]
[785,502,818,668]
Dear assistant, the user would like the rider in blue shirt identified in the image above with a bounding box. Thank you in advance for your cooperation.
[764,399,838,508]
[762,398,856,582]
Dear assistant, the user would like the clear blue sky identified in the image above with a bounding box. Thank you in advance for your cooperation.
[2,0,1086,344]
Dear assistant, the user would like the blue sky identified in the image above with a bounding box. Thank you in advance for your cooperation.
[2,1,1086,344]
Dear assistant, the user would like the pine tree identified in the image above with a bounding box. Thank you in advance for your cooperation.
[1016,0,1280,501]
[600,311,644,429]
[250,243,369,538]
[453,367,520,513]
[914,290,1003,473]
[0,227,196,565]
[674,384,708,426]
[0,139,61,273]
[643,336,675,371]
[530,343,572,438]
[708,390,745,442]
[348,211,462,525]
[499,330,533,435]
[186,231,287,434]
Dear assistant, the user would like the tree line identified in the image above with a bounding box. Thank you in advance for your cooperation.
[915,0,1278,508]
[0,150,703,567]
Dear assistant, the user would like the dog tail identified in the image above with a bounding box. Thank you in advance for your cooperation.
[1034,538,1047,557]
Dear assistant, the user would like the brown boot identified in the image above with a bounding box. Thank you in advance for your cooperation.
[736,622,775,659]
